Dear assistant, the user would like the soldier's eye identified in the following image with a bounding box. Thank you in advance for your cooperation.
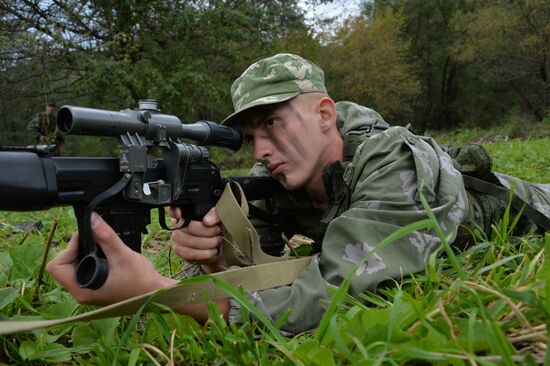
[244,134,254,144]
[265,118,279,128]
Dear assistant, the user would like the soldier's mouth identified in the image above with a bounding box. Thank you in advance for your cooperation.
[268,162,285,176]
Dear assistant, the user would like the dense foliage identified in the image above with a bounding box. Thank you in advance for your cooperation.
[1,0,548,153]
[0,0,311,154]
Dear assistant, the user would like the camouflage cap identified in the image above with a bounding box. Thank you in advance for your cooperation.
[221,53,327,126]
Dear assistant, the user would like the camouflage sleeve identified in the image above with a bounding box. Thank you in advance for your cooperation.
[229,127,468,334]
[26,114,41,134]
[495,173,550,220]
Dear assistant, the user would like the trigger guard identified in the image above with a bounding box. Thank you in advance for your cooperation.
[158,207,190,231]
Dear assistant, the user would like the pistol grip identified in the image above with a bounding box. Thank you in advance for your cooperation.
[73,205,150,289]
[76,254,109,290]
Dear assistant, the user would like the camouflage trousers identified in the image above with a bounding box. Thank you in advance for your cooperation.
[457,173,550,245]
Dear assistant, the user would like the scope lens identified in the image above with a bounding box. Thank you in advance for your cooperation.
[57,108,73,133]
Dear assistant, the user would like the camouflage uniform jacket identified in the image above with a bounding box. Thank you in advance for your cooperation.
[228,101,469,334]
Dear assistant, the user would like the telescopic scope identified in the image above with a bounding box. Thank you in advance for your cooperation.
[57,100,243,151]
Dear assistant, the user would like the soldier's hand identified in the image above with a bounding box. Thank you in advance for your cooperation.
[47,212,173,305]
[39,135,47,143]
[169,207,225,274]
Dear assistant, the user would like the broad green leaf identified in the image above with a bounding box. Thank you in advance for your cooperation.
[42,299,79,318]
[294,339,336,366]
[8,244,43,278]
[91,317,121,344]
[0,287,18,311]
[363,323,412,345]
[0,250,12,268]
[397,328,447,351]
[19,340,37,360]
[27,343,74,363]
[72,325,98,346]
[356,300,416,338]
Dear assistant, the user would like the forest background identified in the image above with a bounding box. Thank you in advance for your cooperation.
[1,0,549,156]
[1,1,550,364]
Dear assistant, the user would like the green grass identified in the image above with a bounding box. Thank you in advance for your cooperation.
[0,127,548,365]
[427,119,550,146]
[211,143,256,177]
[430,122,549,183]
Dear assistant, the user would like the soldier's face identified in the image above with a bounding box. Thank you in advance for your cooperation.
[243,97,332,191]
[47,106,55,116]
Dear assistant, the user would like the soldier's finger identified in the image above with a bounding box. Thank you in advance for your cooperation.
[91,212,132,257]
[202,208,221,226]
[47,232,79,267]
[172,229,222,250]
[181,220,222,238]
[171,244,220,263]
[167,207,182,220]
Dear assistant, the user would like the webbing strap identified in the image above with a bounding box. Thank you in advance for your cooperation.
[0,184,311,335]
[217,182,283,266]
[0,258,311,335]
[462,175,550,231]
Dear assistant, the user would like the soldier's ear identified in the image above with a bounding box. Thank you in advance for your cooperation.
[318,97,336,132]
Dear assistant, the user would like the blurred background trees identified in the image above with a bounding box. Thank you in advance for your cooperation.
[0,0,548,153]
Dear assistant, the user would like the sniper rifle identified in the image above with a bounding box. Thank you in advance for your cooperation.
[0,100,281,290]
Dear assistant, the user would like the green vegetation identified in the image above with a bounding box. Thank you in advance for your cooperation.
[430,121,550,183]
[1,0,549,152]
[0,130,548,364]
[0,0,548,363]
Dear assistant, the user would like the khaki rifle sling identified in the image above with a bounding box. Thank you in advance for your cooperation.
[0,184,311,335]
